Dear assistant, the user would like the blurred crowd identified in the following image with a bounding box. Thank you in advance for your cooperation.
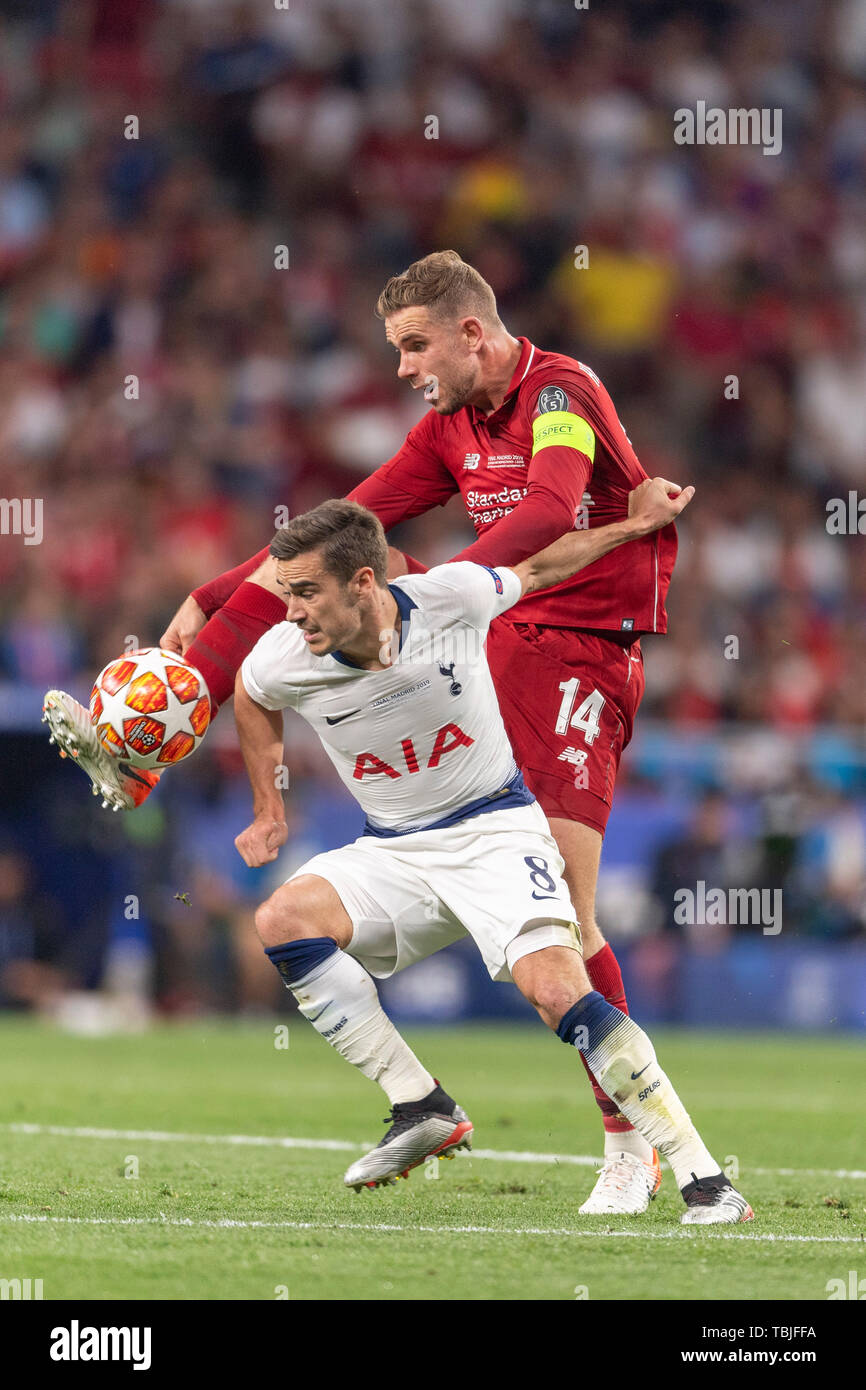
[0,0,864,724]
[1,0,865,1014]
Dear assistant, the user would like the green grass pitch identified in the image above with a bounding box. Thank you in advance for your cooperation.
[0,1016,862,1301]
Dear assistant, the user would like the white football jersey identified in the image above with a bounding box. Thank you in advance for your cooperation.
[241,561,534,835]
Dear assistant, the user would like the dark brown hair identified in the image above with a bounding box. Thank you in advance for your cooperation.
[269,500,389,586]
[376,250,501,325]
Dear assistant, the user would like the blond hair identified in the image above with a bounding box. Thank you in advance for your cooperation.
[376,250,501,325]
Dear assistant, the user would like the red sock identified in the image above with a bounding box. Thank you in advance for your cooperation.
[185,582,287,712]
[581,943,635,1134]
[586,942,629,1014]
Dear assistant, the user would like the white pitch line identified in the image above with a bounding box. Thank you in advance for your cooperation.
[4,1122,359,1153]
[3,1123,865,1181]
[473,1147,597,1167]
[2,1213,863,1244]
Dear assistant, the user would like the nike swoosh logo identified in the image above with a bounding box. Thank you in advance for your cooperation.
[630,1063,651,1080]
[531,892,558,901]
[118,763,154,788]
[307,1003,331,1022]
[325,710,361,725]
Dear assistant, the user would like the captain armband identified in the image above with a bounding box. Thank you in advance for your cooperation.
[531,411,596,460]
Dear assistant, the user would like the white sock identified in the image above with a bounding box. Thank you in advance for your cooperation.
[604,1127,655,1163]
[580,1012,720,1189]
[289,949,435,1105]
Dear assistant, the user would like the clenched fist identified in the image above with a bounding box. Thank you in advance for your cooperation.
[628,477,695,535]
[235,815,289,867]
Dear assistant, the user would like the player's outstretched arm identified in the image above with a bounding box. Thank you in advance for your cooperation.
[233,671,289,867]
[160,550,282,655]
[159,593,208,656]
[513,477,695,597]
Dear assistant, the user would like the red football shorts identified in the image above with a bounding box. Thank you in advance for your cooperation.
[485,619,646,836]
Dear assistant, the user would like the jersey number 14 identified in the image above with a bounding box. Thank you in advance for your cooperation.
[555,678,605,746]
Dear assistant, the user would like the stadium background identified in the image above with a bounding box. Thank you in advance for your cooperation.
[1,0,865,1037]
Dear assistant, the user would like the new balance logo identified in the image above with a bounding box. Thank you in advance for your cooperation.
[557,746,587,767]
[463,453,481,470]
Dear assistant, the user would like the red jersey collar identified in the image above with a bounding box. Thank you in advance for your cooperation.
[469,337,536,421]
[504,337,536,397]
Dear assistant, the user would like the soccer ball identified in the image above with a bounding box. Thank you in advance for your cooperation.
[90,648,211,769]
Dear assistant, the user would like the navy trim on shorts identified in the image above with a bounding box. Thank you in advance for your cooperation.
[362,768,535,838]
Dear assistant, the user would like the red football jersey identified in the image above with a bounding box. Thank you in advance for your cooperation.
[349,338,678,635]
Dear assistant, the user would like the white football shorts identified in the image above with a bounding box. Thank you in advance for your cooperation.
[285,800,581,983]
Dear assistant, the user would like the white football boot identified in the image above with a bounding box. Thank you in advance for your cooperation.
[681,1174,754,1224]
[42,689,162,811]
[579,1148,663,1215]
[344,1083,473,1192]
